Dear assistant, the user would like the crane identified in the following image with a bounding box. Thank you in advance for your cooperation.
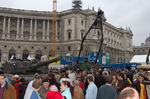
[51,0,57,57]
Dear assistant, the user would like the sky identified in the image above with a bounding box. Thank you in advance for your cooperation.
[0,0,150,46]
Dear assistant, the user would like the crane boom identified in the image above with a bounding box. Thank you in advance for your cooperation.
[51,0,57,57]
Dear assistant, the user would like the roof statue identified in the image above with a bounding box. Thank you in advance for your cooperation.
[72,0,82,9]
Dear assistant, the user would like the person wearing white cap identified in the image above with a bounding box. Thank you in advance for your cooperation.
[60,79,72,99]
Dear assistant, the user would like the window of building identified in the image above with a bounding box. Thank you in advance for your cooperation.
[11,21,16,27]
[68,32,71,40]
[37,32,43,41]
[35,50,42,60]
[57,32,60,40]
[68,46,71,51]
[67,30,72,40]
[22,49,29,60]
[8,49,16,60]
[10,31,16,40]
[18,46,21,49]
[68,19,71,25]
[81,20,84,25]
[24,19,30,28]
[44,47,47,49]
[23,31,30,40]
[97,31,100,36]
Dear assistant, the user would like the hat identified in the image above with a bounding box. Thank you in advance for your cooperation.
[14,74,19,78]
[60,78,71,83]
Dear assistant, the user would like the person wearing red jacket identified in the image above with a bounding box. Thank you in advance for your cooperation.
[46,85,64,99]
[46,91,64,99]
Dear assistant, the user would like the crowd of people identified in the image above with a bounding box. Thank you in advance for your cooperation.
[0,67,150,99]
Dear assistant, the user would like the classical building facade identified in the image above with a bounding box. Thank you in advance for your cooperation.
[133,36,150,55]
[0,1,133,64]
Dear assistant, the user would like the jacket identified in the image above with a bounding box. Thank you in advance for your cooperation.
[73,86,84,99]
[3,81,17,99]
[133,81,148,99]
[85,82,97,99]
[30,90,41,99]
[62,88,72,99]
[46,91,64,99]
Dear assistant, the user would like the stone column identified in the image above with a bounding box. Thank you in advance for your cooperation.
[47,20,50,41]
[42,20,45,41]
[21,18,24,39]
[34,19,37,40]
[7,17,10,39]
[2,16,6,39]
[29,19,33,40]
[16,18,20,39]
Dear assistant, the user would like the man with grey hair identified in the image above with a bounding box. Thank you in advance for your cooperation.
[118,87,139,99]
[24,73,42,99]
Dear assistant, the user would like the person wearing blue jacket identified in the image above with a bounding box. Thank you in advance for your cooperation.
[60,80,72,99]
[85,75,98,99]
[30,81,41,99]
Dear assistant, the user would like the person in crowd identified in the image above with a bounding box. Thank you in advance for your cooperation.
[68,70,76,85]
[118,87,139,99]
[72,80,84,99]
[77,77,84,90]
[96,76,118,99]
[111,72,118,89]
[85,75,97,99]
[24,73,42,99]
[60,80,72,99]
[19,78,27,99]
[55,74,61,84]
[133,74,148,99]
[48,73,60,90]
[11,74,20,85]
[43,72,49,79]
[61,70,68,78]
[39,78,50,99]
[12,75,21,99]
[30,81,41,99]
[46,84,64,99]
[123,73,132,85]
[82,71,88,95]
[94,70,105,88]
[117,72,130,92]
[0,71,17,99]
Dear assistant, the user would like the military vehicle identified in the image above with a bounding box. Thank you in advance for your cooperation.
[1,57,61,74]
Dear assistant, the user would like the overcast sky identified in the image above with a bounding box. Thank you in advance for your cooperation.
[0,0,150,46]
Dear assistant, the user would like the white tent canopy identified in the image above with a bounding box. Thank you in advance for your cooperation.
[130,55,149,64]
